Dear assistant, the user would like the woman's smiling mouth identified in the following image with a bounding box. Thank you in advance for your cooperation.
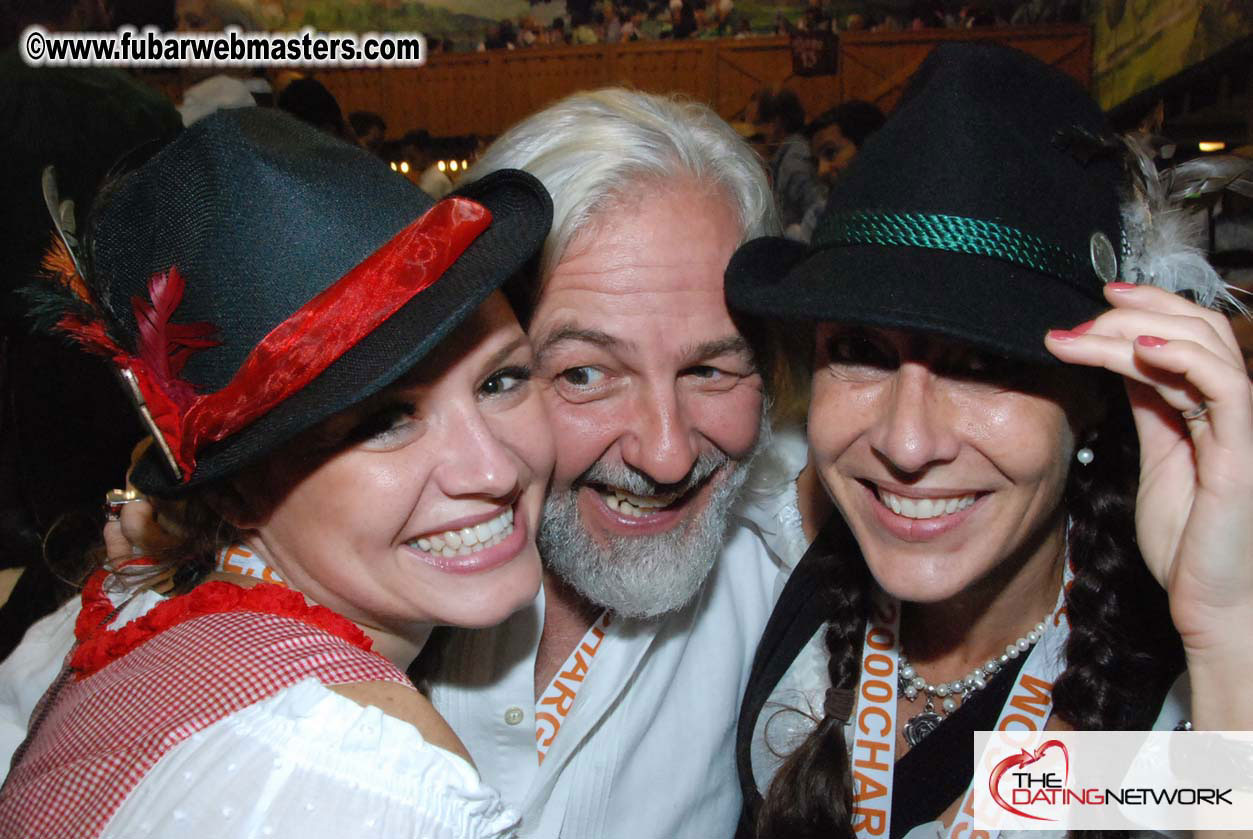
[875,488,977,519]
[858,480,988,542]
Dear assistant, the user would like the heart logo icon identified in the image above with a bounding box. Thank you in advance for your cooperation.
[988,739,1070,821]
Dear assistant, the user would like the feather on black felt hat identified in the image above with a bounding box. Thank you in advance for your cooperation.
[35,107,552,496]
[726,42,1237,363]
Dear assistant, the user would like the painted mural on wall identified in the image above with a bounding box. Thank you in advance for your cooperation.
[1093,0,1252,109]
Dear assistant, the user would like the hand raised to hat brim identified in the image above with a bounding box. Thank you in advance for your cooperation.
[1045,283,1253,729]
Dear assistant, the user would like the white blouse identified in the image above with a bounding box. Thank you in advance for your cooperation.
[101,678,519,839]
[3,589,519,839]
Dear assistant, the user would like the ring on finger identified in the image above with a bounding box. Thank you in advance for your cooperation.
[104,487,142,521]
[1181,401,1209,422]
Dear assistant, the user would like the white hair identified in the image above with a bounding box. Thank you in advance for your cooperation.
[464,87,779,282]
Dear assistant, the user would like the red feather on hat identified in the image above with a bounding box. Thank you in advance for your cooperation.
[131,266,220,411]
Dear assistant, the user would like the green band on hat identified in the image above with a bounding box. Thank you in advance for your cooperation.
[814,211,1094,294]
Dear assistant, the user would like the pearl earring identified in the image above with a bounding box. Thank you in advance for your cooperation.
[1076,446,1094,466]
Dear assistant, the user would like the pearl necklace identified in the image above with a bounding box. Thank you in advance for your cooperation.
[896,614,1050,747]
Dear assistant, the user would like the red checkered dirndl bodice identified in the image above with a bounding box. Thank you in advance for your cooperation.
[0,573,412,839]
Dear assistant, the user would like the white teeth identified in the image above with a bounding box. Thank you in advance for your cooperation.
[877,489,976,520]
[598,486,682,518]
[408,508,514,557]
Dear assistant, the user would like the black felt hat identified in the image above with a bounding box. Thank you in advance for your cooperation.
[54,107,551,496]
[726,43,1124,365]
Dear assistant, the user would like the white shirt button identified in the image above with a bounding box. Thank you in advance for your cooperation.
[504,706,525,725]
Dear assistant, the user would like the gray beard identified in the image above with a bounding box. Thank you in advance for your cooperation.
[538,423,769,620]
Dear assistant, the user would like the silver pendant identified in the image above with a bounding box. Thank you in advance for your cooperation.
[903,710,943,746]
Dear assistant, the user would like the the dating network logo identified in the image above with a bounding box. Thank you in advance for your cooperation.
[988,739,1071,821]
[981,732,1236,829]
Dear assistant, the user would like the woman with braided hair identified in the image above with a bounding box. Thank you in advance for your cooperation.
[726,43,1253,839]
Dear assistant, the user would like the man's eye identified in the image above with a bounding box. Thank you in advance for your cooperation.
[559,366,605,388]
[687,366,721,379]
[481,365,531,397]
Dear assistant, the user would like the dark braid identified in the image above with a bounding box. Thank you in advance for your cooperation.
[754,381,1184,838]
[1052,385,1184,839]
[1053,385,1185,730]
[755,520,869,839]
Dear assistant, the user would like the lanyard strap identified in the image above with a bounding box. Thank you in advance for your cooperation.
[215,544,287,587]
[944,587,1071,839]
[850,592,904,839]
[535,610,612,764]
[849,564,1073,839]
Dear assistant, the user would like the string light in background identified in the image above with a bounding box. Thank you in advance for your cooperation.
[387,150,475,180]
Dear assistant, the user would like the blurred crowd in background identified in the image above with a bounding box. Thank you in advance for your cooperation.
[467,0,1079,52]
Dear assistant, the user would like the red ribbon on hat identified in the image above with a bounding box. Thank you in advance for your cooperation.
[59,196,492,481]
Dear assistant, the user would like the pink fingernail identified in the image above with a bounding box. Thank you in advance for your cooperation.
[1047,329,1080,341]
[1136,335,1168,348]
[1070,320,1095,335]
[1107,282,1138,292]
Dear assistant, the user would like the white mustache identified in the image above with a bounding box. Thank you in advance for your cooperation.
[575,451,729,498]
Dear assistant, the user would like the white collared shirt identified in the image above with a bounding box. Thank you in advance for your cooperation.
[428,430,811,838]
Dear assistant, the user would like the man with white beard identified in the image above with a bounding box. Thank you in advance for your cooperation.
[0,89,819,838]
[423,89,816,838]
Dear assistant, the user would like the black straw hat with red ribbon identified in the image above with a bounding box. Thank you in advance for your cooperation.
[35,107,551,496]
[725,43,1127,365]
